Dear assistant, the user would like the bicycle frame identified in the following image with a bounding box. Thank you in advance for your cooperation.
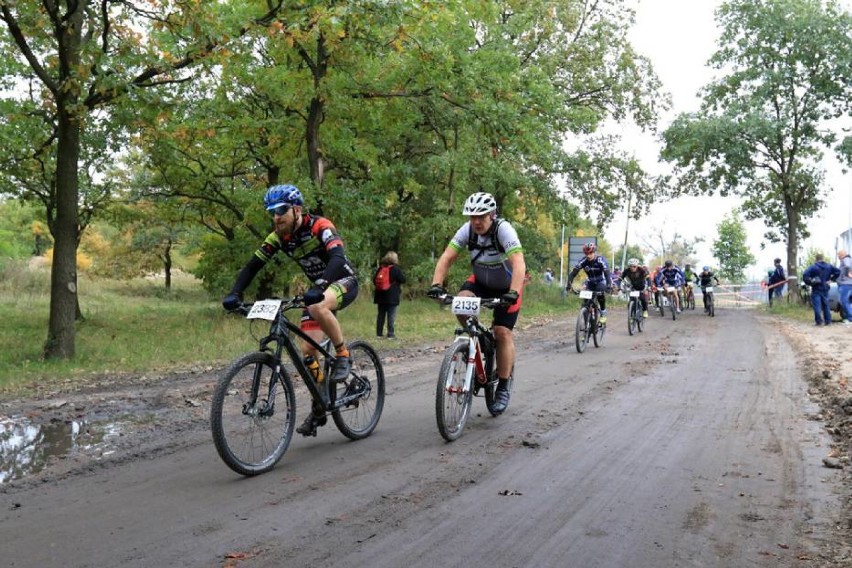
[444,301,495,396]
[248,299,358,412]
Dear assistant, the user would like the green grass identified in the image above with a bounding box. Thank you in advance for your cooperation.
[0,266,577,392]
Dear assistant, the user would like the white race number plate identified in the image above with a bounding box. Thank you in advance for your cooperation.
[665,287,675,293]
[705,286,714,293]
[247,299,282,321]
[579,290,593,299]
[451,296,481,316]
[629,291,640,298]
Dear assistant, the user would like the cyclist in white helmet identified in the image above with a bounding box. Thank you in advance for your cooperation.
[428,192,526,415]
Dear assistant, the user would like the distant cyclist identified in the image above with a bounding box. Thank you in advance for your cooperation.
[683,263,698,306]
[620,258,650,318]
[660,260,685,312]
[428,192,526,415]
[566,242,612,323]
[696,265,720,313]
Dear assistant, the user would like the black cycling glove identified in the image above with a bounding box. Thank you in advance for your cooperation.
[222,293,242,311]
[501,289,519,305]
[427,284,446,299]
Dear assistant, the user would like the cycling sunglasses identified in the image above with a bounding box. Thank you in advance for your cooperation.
[269,205,291,217]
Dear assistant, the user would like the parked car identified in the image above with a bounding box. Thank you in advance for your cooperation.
[800,281,844,318]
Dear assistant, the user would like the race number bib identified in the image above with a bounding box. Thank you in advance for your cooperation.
[247,299,282,321]
[579,290,593,299]
[451,296,481,316]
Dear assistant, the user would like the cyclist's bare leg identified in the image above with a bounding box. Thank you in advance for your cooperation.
[306,291,345,353]
[493,325,514,380]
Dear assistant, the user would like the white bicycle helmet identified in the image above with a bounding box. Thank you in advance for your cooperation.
[628,258,640,267]
[462,192,497,216]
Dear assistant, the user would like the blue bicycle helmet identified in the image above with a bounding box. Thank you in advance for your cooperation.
[264,184,303,210]
[703,265,710,271]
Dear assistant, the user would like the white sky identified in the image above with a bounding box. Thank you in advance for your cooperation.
[600,0,852,278]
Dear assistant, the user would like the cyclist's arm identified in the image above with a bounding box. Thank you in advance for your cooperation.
[319,244,348,284]
[229,255,266,296]
[507,250,526,293]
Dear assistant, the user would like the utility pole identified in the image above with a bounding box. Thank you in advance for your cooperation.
[620,188,632,271]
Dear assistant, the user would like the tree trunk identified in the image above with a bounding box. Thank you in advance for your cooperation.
[44,107,82,360]
[306,34,327,188]
[43,3,84,360]
[164,241,173,291]
[786,208,799,279]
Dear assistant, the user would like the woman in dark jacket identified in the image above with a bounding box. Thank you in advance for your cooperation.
[373,251,406,338]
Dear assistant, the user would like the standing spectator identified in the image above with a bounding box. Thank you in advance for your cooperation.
[543,267,555,286]
[767,258,786,306]
[802,254,840,326]
[373,251,406,338]
[837,249,852,325]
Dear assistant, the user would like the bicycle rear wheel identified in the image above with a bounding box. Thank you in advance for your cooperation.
[331,341,385,440]
[210,351,295,476]
[436,341,473,441]
[575,307,589,353]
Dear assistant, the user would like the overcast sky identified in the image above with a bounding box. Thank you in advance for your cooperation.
[600,0,852,276]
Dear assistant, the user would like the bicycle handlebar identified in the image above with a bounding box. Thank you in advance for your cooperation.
[227,296,307,316]
[429,292,508,309]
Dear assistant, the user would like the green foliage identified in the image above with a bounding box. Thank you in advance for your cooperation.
[0,200,49,259]
[712,210,756,283]
[612,244,646,270]
[660,0,852,275]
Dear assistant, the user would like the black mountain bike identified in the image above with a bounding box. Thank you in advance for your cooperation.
[626,289,645,336]
[211,297,385,476]
[572,288,606,353]
[431,293,511,441]
[703,286,716,317]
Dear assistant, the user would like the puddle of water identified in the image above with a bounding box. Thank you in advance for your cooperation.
[0,415,124,484]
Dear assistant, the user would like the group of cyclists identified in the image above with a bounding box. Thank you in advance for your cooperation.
[221,183,718,435]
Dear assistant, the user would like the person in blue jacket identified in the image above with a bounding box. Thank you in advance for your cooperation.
[802,254,841,326]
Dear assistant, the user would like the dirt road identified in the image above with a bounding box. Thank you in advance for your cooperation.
[1,308,850,567]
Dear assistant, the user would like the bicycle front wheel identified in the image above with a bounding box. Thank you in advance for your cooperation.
[436,341,473,441]
[709,294,715,317]
[670,297,677,320]
[627,300,636,336]
[593,314,605,347]
[210,352,296,476]
[575,307,589,353]
[331,341,385,440]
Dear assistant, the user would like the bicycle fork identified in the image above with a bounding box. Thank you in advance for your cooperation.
[447,335,482,395]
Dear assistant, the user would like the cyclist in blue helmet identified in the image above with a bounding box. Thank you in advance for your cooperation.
[223,184,359,436]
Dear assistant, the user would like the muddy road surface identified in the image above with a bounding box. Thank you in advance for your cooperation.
[1,308,850,567]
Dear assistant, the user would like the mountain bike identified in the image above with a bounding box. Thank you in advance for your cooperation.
[703,286,715,317]
[626,289,645,336]
[664,285,680,320]
[430,293,511,442]
[211,297,385,476]
[684,283,696,310]
[572,288,606,353]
